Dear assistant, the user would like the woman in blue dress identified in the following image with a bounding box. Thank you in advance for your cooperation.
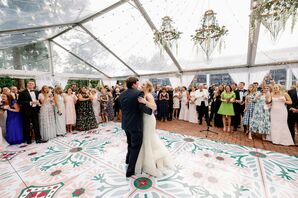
[243,84,257,140]
[1,93,23,145]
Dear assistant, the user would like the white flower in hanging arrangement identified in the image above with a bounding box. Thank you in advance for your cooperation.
[154,16,182,54]
[191,10,228,62]
[250,0,298,42]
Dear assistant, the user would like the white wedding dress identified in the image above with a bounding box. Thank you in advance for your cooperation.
[135,95,173,177]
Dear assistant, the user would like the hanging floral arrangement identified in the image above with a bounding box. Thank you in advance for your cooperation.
[154,16,182,54]
[250,0,298,42]
[191,10,228,62]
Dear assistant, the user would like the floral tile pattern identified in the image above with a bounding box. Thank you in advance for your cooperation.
[0,122,297,197]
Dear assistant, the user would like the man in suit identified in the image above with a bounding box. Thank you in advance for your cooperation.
[288,81,298,144]
[195,84,210,126]
[18,80,46,144]
[167,86,173,121]
[233,82,247,131]
[119,77,153,177]
[155,85,161,120]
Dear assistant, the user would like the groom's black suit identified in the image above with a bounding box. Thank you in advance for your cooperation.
[119,88,152,177]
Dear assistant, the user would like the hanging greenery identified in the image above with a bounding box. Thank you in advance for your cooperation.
[154,16,182,54]
[250,0,298,42]
[191,10,228,62]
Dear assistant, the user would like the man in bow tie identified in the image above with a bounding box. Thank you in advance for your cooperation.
[233,82,247,132]
[18,80,47,144]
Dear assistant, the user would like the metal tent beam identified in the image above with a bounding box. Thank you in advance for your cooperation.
[133,0,183,73]
[50,40,110,78]
[247,0,261,66]
[48,0,128,41]
[79,24,139,76]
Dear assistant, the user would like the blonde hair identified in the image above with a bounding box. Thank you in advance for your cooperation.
[144,81,154,93]
[41,85,48,94]
[54,86,63,95]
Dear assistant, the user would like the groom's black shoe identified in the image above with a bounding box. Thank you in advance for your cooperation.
[126,172,134,178]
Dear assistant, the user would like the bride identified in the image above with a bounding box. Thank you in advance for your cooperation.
[135,81,172,177]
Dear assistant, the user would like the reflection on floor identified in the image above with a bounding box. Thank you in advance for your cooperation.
[0,122,298,198]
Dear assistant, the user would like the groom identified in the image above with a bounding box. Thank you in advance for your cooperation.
[119,77,153,177]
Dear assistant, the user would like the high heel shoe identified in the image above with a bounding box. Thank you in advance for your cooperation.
[227,127,231,132]
[223,126,226,132]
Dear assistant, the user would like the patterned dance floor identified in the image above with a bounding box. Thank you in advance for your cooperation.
[0,122,298,198]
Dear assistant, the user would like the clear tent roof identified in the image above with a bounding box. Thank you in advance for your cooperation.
[0,0,298,79]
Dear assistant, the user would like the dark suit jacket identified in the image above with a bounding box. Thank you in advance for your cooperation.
[17,89,40,115]
[234,89,247,101]
[119,88,152,132]
[288,89,298,109]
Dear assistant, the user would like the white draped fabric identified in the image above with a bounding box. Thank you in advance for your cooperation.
[290,65,298,79]
[169,76,181,88]
[181,74,195,87]
[248,69,269,85]
[53,77,68,89]
[103,79,117,87]
[35,75,53,89]
[229,71,249,88]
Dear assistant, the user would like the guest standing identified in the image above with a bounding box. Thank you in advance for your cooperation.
[179,86,189,121]
[249,86,271,139]
[213,87,223,128]
[167,86,174,121]
[218,85,235,132]
[39,86,56,141]
[54,86,66,136]
[172,87,181,119]
[159,87,169,122]
[287,81,298,144]
[18,80,46,144]
[233,82,246,131]
[99,87,109,123]
[106,87,114,121]
[243,84,256,138]
[1,93,23,145]
[114,87,121,121]
[64,88,77,133]
[76,87,98,131]
[188,86,198,123]
[270,84,294,145]
[195,84,210,126]
[91,89,101,124]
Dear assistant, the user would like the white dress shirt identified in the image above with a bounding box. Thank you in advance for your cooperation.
[194,89,208,106]
[28,89,37,107]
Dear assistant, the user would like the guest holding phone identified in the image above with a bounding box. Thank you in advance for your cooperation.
[76,87,98,131]
[39,85,57,141]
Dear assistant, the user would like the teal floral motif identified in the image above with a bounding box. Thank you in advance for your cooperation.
[230,155,248,168]
[269,160,298,180]
[191,143,203,154]
[72,138,97,147]
[160,136,178,148]
[41,155,83,171]
[31,146,61,162]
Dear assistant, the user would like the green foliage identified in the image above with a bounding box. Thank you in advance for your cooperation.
[0,77,16,88]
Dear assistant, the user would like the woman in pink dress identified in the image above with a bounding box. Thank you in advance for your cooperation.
[270,84,294,146]
[64,88,77,133]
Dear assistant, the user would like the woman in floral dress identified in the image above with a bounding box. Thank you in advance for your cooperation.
[100,87,109,123]
[250,86,271,140]
[243,84,257,139]
[76,87,98,131]
[39,86,56,140]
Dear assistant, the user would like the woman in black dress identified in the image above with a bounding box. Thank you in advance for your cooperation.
[114,87,121,121]
[76,87,98,131]
[100,87,109,123]
[159,87,169,122]
[214,86,223,128]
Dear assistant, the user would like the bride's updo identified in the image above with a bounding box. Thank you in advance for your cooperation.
[144,81,154,93]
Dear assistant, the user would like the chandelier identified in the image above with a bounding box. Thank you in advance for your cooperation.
[191,10,228,62]
[251,0,298,42]
[154,16,182,54]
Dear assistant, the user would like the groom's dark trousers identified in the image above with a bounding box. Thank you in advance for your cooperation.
[119,88,152,177]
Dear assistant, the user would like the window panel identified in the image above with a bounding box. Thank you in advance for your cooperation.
[54,26,134,77]
[84,3,179,75]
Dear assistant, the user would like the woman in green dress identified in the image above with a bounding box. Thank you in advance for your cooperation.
[218,85,236,132]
